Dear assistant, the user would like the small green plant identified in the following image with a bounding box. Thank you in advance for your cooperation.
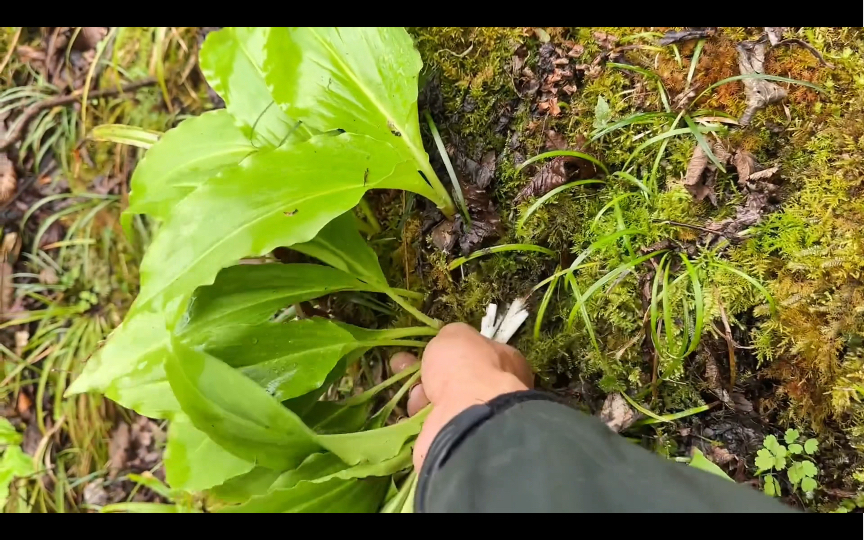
[756,430,820,497]
[65,27,463,513]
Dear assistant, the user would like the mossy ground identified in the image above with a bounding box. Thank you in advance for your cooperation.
[396,27,864,509]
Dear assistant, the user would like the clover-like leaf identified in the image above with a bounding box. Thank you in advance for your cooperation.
[755,449,775,472]
[787,461,803,484]
[801,460,818,478]
[774,455,787,471]
[801,476,817,493]
[788,443,803,455]
[784,428,800,445]
[804,438,819,455]
[763,475,778,497]
[773,444,787,459]
[763,434,780,453]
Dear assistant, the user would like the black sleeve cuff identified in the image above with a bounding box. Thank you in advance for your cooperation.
[414,389,559,513]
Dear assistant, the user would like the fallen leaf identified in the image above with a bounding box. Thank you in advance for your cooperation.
[748,166,780,181]
[658,27,716,46]
[16,392,32,416]
[538,96,561,116]
[600,393,637,433]
[736,40,787,126]
[515,156,592,203]
[683,145,715,203]
[732,150,757,184]
[73,27,108,51]
[39,267,58,285]
[108,423,131,479]
[705,350,733,406]
[710,446,738,465]
[545,130,568,151]
[456,183,502,255]
[566,43,585,58]
[431,219,458,252]
[593,31,619,50]
[83,481,109,507]
[1,232,20,262]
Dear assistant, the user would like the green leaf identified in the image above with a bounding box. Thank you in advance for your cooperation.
[804,438,819,455]
[291,212,388,287]
[800,476,817,493]
[763,435,780,453]
[688,448,733,482]
[774,455,787,471]
[165,339,321,471]
[773,444,787,459]
[220,476,388,513]
[787,461,804,484]
[262,27,447,209]
[209,467,282,504]
[788,443,803,455]
[125,110,256,221]
[90,124,162,149]
[164,415,254,492]
[784,428,799,444]
[69,134,428,415]
[303,401,374,435]
[763,475,778,497]
[0,446,34,507]
[200,28,307,148]
[318,407,429,466]
[593,96,612,130]
[755,449,775,472]
[801,460,818,478]
[180,263,373,333]
[0,418,22,445]
[201,319,359,401]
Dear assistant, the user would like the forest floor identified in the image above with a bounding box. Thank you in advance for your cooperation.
[2,27,864,513]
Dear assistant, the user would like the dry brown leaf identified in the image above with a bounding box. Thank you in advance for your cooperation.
[764,27,785,46]
[16,391,32,416]
[108,423,131,479]
[737,40,787,126]
[748,166,780,181]
[1,231,21,262]
[74,27,108,50]
[431,219,458,252]
[599,393,637,432]
[682,146,717,204]
[732,150,757,184]
[658,27,716,46]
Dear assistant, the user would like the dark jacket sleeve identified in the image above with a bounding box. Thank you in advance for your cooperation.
[415,390,794,513]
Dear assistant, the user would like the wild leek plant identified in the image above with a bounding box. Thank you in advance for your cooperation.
[67,27,461,512]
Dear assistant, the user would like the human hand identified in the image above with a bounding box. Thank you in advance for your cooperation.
[389,322,533,471]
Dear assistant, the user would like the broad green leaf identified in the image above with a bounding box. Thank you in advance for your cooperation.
[67,311,180,419]
[291,212,388,287]
[180,263,373,332]
[801,460,818,477]
[755,449,775,472]
[593,96,611,130]
[787,461,803,484]
[800,476,817,493]
[70,133,425,415]
[303,400,374,434]
[0,418,21,445]
[220,476,388,513]
[763,435,780,453]
[0,446,34,507]
[804,438,818,455]
[132,132,417,325]
[784,428,799,445]
[201,319,358,401]
[318,407,429,465]
[263,27,444,207]
[773,444,787,459]
[165,339,321,471]
[164,415,254,492]
[200,28,307,148]
[763,475,778,497]
[284,359,349,417]
[774,455,787,471]
[209,467,282,504]
[687,448,733,482]
[788,443,803,455]
[125,110,255,221]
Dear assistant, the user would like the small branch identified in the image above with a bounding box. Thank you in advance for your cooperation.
[0,77,157,151]
[775,39,835,68]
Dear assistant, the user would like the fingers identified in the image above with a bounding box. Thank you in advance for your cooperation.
[389,351,418,374]
[407,384,430,416]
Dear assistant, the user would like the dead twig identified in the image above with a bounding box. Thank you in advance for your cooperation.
[0,27,22,75]
[0,77,157,152]
[775,38,835,68]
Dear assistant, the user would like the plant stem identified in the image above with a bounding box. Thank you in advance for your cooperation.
[390,287,424,300]
[360,339,428,349]
[373,326,438,339]
[357,197,381,234]
[423,110,469,223]
[343,362,420,406]
[386,290,442,329]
